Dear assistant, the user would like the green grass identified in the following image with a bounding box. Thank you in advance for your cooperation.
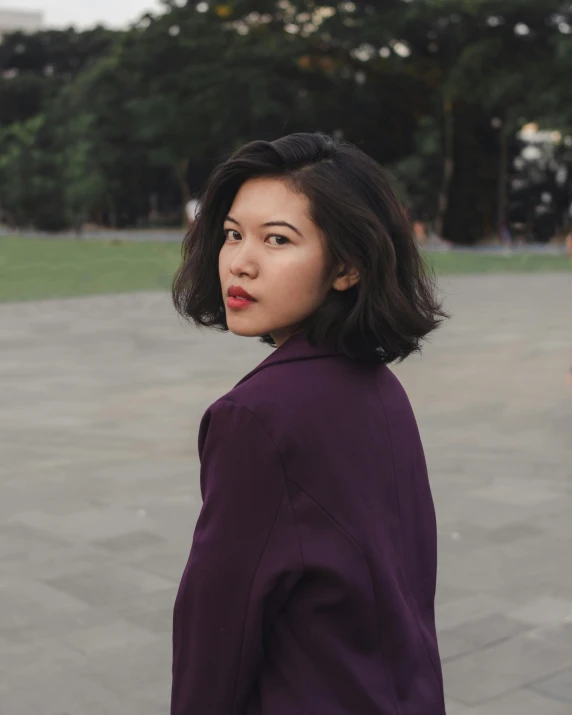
[1,237,571,303]
[423,250,572,275]
[0,237,182,303]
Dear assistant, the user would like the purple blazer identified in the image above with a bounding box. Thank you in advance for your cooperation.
[171,331,445,714]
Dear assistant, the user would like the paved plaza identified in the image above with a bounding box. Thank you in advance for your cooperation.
[1,273,571,714]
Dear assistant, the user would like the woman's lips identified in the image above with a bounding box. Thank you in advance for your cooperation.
[227,296,256,309]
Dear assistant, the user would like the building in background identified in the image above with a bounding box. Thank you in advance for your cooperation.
[0,8,43,39]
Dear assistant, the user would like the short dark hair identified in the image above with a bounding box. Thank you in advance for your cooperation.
[172,132,448,364]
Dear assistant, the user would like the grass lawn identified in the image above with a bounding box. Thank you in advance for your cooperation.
[1,237,571,303]
[423,250,572,274]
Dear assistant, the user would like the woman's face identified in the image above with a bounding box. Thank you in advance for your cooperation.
[219,177,358,347]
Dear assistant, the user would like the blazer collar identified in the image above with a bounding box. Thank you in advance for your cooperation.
[234,331,341,388]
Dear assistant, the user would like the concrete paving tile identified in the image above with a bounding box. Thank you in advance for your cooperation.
[435,592,512,631]
[437,522,491,553]
[2,277,571,714]
[475,688,572,715]
[0,577,89,636]
[443,700,473,715]
[446,496,560,531]
[61,618,157,654]
[112,583,178,617]
[439,613,529,661]
[10,505,164,543]
[0,677,117,715]
[530,668,572,702]
[47,564,174,607]
[0,522,71,559]
[435,583,473,606]
[94,530,166,552]
[470,480,560,507]
[486,522,544,545]
[442,625,572,705]
[0,638,117,713]
[0,635,80,677]
[0,545,113,583]
[509,597,572,627]
[125,606,174,635]
[437,533,572,597]
[71,635,172,701]
[127,549,189,582]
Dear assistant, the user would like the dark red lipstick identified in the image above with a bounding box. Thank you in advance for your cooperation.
[227,285,257,309]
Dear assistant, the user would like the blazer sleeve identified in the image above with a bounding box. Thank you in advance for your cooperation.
[171,398,303,715]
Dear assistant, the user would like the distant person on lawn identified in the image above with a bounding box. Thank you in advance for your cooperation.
[185,197,200,228]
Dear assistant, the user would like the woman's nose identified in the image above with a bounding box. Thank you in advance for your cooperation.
[230,238,258,275]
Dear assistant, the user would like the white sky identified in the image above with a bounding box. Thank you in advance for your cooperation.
[0,0,164,29]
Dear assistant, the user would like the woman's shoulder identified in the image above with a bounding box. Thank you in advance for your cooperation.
[205,359,407,421]
[197,392,277,463]
[213,358,402,434]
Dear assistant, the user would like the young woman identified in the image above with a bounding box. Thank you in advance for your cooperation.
[170,133,448,715]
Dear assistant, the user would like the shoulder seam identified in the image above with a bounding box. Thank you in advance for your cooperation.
[285,477,367,561]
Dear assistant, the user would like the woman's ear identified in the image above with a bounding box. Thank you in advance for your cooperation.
[332,264,360,292]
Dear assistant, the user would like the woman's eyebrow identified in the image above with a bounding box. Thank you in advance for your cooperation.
[224,216,303,237]
[262,221,302,237]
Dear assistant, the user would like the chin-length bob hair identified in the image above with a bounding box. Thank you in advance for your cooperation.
[172,132,448,364]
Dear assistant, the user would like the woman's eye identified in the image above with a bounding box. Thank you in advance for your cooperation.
[223,230,289,246]
[267,235,289,246]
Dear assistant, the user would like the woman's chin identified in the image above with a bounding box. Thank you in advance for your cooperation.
[226,321,267,338]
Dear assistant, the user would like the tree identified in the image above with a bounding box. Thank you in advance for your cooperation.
[395,0,572,242]
[0,115,66,230]
[1,0,571,239]
[0,27,118,126]
[117,3,318,215]
[53,50,155,229]
[0,26,121,230]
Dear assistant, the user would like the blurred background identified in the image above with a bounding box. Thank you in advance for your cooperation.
[1,2,572,715]
[1,0,572,245]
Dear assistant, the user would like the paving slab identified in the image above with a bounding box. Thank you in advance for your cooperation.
[1,272,571,713]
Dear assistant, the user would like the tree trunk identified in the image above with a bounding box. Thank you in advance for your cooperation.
[497,117,509,243]
[435,97,454,239]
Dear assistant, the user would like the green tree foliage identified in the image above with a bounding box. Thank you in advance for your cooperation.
[394,0,572,242]
[0,0,571,241]
[0,116,66,230]
[53,51,158,228]
[0,27,121,229]
[0,27,117,123]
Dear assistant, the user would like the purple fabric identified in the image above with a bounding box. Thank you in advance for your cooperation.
[171,331,445,714]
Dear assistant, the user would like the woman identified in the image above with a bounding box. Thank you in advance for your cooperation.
[170,133,448,715]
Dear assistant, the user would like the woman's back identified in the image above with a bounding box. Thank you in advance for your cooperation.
[172,332,445,714]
